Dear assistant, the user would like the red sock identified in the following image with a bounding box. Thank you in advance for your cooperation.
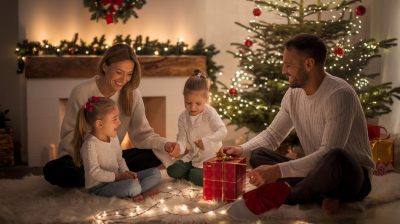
[243,182,291,215]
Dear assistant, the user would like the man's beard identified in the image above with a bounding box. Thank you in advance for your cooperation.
[288,69,308,89]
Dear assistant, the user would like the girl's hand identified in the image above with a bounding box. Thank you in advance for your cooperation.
[195,140,204,150]
[127,171,138,179]
[115,171,135,181]
[169,144,181,158]
[164,142,177,153]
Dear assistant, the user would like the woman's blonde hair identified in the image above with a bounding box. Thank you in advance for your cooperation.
[72,96,116,167]
[97,43,141,116]
[183,69,209,96]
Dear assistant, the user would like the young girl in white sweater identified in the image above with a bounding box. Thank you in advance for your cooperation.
[72,96,160,200]
[166,70,227,186]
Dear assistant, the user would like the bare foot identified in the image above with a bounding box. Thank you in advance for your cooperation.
[132,194,144,202]
[322,198,340,215]
[142,188,160,198]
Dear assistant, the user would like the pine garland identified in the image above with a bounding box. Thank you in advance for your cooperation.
[83,0,146,24]
[15,33,223,92]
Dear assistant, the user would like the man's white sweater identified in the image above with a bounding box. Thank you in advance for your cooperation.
[241,73,375,178]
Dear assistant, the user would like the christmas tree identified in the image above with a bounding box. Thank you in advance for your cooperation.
[213,0,400,144]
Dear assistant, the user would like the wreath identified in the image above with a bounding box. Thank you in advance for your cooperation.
[83,0,146,24]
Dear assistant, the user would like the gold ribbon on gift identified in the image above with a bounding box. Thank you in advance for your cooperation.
[370,137,394,163]
[215,152,233,162]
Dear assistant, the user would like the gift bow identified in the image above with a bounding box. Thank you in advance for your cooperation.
[215,152,233,162]
[101,0,123,11]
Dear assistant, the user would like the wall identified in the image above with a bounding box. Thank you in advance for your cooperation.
[370,0,400,136]
[0,1,24,162]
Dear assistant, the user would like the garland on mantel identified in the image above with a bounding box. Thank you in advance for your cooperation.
[15,33,223,91]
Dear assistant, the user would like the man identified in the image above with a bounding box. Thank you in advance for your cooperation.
[223,34,374,220]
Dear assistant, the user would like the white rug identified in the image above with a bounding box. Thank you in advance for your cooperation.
[1,170,400,224]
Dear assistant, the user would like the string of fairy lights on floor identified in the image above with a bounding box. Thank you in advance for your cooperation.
[92,184,236,223]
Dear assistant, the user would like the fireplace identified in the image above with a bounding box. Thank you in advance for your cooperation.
[25,56,206,167]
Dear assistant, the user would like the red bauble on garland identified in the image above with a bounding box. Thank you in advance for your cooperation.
[229,88,237,96]
[333,47,344,57]
[245,39,253,47]
[355,5,366,16]
[84,0,147,24]
[253,7,262,16]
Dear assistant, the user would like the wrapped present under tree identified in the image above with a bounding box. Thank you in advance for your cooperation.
[370,138,395,176]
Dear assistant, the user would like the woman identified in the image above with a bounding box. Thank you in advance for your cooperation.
[43,44,174,188]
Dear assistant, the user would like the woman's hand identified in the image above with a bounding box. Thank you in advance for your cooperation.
[194,140,204,150]
[219,145,244,157]
[247,164,282,187]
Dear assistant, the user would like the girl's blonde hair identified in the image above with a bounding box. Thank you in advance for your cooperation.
[72,96,116,167]
[183,69,209,96]
[97,43,141,116]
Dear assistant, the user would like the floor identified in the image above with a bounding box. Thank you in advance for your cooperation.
[1,165,400,224]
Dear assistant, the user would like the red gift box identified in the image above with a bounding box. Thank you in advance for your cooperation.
[203,157,246,202]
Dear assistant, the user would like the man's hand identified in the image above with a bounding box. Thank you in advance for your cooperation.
[219,145,244,157]
[247,164,282,187]
[194,140,204,150]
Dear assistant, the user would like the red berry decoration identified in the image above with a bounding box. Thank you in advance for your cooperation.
[68,47,76,55]
[253,7,262,17]
[355,5,366,16]
[333,47,344,57]
[245,39,253,47]
[229,88,237,96]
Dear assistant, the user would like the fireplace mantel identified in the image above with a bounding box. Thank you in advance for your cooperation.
[25,55,206,78]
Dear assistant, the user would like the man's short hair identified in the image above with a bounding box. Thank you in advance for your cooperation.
[284,34,327,65]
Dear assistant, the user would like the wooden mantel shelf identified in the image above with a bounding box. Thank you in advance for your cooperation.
[25,55,206,78]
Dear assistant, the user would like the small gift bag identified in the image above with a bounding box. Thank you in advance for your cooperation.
[370,138,395,175]
[203,154,246,202]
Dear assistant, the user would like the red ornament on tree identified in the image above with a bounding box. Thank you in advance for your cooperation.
[229,88,237,96]
[253,7,262,17]
[355,5,366,16]
[333,47,344,57]
[245,39,253,47]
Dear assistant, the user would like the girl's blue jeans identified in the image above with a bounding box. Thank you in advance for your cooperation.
[88,167,161,198]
